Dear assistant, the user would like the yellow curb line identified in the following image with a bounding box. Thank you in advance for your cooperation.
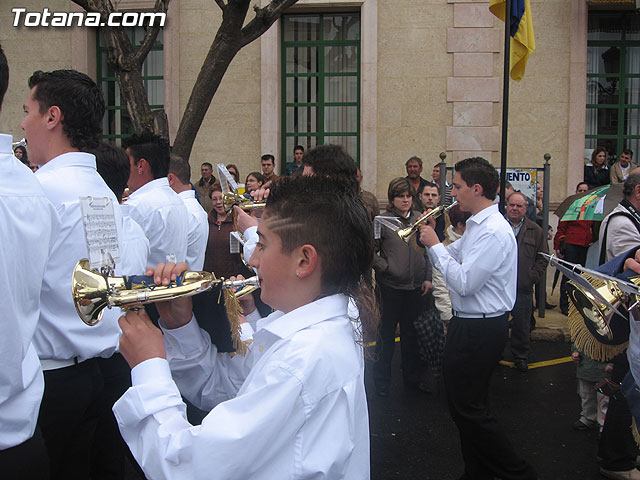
[500,356,574,369]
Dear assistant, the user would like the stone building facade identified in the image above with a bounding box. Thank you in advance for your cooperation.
[1,0,638,204]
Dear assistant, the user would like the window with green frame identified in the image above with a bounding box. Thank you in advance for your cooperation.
[97,27,164,145]
[281,13,360,168]
[586,13,640,163]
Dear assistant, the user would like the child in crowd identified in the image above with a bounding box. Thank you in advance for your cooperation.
[572,343,612,431]
[112,175,378,480]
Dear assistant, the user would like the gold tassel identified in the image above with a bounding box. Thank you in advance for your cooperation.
[633,418,640,449]
[222,288,249,356]
[567,274,628,362]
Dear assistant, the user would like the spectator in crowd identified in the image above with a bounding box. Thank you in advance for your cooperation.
[13,144,28,166]
[405,156,429,211]
[554,183,596,315]
[505,192,549,372]
[226,163,240,184]
[432,163,453,206]
[245,171,264,194]
[261,154,279,185]
[203,184,242,278]
[195,162,216,213]
[373,178,431,397]
[610,149,635,184]
[284,144,304,176]
[585,147,610,189]
[0,44,59,480]
[123,133,188,270]
[418,182,445,240]
[356,167,379,222]
[445,204,471,245]
[418,182,452,325]
[169,154,209,271]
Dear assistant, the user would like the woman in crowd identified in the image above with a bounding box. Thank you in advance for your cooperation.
[226,164,240,184]
[13,145,28,166]
[372,177,430,397]
[584,147,610,189]
[445,204,471,245]
[245,171,264,193]
[203,184,242,278]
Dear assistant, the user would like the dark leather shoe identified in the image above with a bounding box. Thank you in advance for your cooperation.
[514,359,528,372]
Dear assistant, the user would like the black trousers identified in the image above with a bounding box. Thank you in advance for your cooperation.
[559,243,589,313]
[598,355,639,471]
[38,358,104,480]
[0,428,49,480]
[443,314,537,480]
[511,291,533,361]
[373,284,425,387]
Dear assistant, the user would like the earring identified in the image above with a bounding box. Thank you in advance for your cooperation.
[296,272,301,279]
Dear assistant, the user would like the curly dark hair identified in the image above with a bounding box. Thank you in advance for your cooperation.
[302,144,358,193]
[122,133,170,179]
[28,70,104,151]
[264,175,379,346]
[454,157,499,201]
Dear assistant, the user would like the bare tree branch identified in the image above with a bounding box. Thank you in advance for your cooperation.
[131,0,169,66]
[214,0,227,11]
[240,0,297,47]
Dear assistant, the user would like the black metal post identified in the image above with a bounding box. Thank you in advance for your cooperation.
[438,152,447,207]
[498,0,512,215]
[538,153,551,318]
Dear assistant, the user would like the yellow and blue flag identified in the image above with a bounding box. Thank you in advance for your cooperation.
[489,0,535,82]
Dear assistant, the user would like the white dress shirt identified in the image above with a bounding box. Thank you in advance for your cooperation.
[34,152,125,362]
[126,178,188,269]
[178,189,208,270]
[0,134,59,448]
[119,203,150,275]
[113,294,370,480]
[428,203,517,316]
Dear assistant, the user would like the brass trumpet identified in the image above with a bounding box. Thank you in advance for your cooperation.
[72,259,259,326]
[223,192,266,214]
[397,201,458,243]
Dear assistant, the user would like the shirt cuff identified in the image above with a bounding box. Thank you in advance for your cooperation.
[131,357,172,387]
[428,242,448,270]
[161,315,210,357]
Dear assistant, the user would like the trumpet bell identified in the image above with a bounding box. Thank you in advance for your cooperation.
[565,281,630,345]
[72,259,109,326]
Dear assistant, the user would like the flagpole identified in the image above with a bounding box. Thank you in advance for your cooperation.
[498,0,511,214]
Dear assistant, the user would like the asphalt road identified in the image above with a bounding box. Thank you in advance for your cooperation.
[366,340,610,480]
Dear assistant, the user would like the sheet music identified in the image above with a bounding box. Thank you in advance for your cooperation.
[79,196,120,270]
[217,164,239,194]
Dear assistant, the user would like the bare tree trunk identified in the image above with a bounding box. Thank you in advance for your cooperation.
[74,0,298,156]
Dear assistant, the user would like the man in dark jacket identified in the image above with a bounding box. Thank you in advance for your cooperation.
[506,192,549,372]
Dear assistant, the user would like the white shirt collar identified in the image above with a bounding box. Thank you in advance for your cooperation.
[129,177,170,198]
[257,294,349,341]
[468,203,498,226]
[36,151,96,173]
[178,189,196,200]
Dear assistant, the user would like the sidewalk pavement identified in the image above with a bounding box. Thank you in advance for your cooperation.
[530,276,571,343]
